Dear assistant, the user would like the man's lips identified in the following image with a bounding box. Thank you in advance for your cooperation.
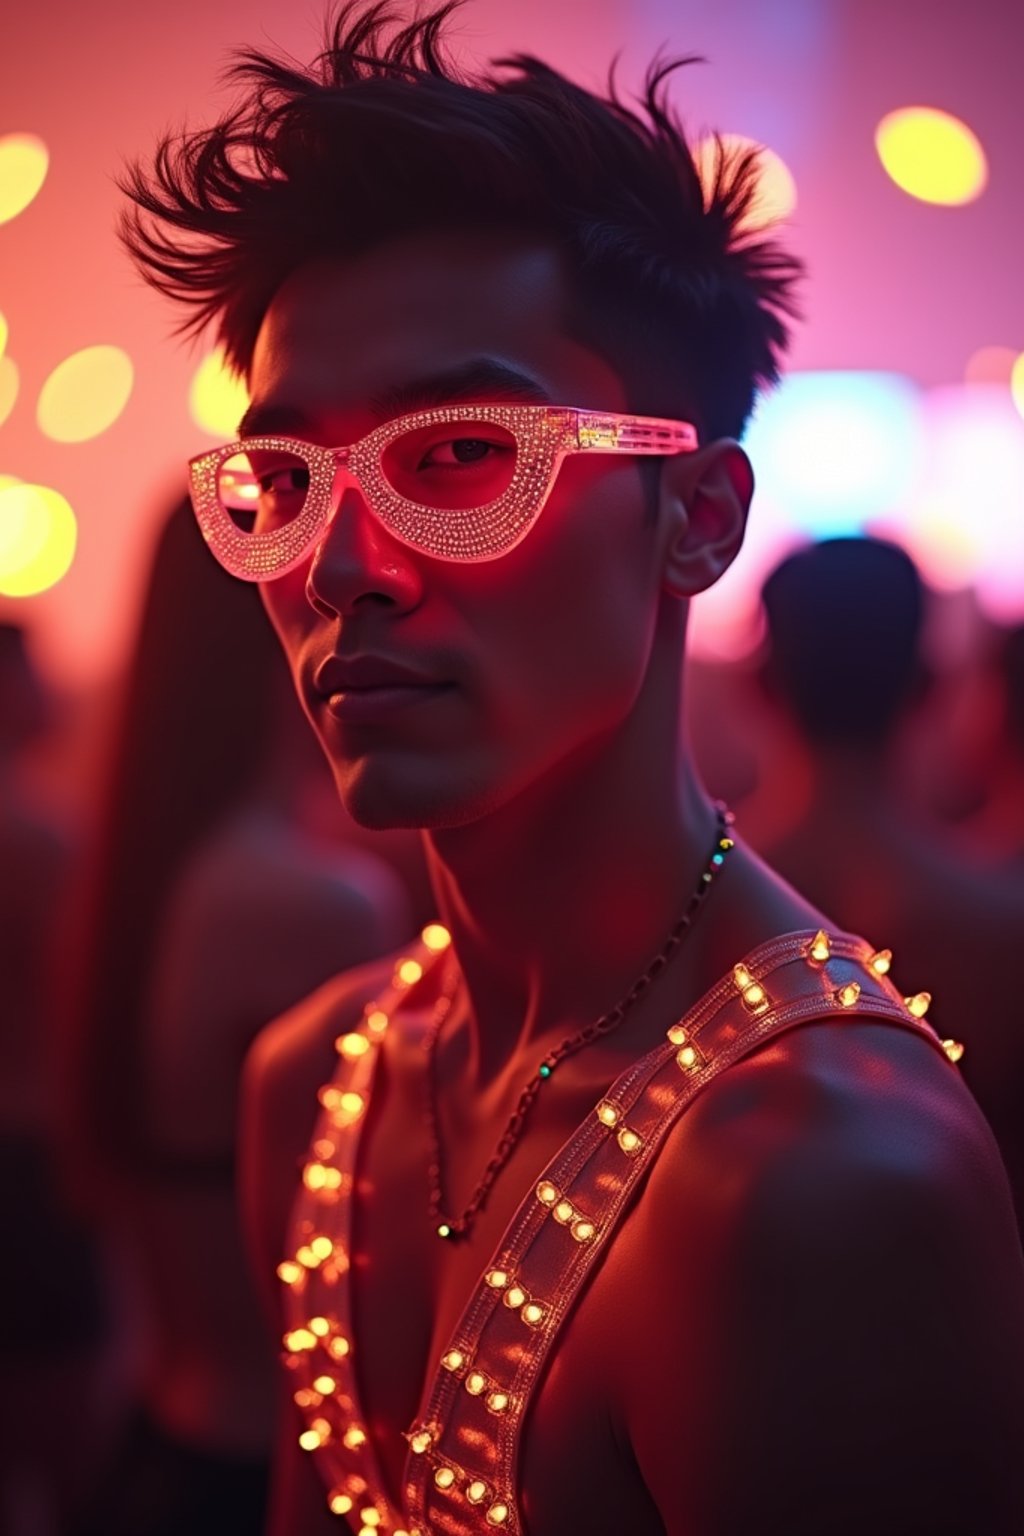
[312,653,453,722]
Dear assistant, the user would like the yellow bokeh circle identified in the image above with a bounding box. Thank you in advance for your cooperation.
[190,347,250,437]
[0,133,49,225]
[875,107,987,206]
[1011,354,1024,422]
[37,345,134,443]
[0,356,18,428]
[0,311,8,358]
[692,134,797,231]
[0,483,77,597]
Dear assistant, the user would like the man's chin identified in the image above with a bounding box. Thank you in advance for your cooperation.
[331,760,494,833]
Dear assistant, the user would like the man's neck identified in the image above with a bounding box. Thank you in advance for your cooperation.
[423,711,718,1085]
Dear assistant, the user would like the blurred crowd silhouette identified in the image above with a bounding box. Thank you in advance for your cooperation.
[1,513,1022,1535]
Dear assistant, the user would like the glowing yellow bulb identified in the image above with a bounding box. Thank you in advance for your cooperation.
[466,1480,490,1504]
[465,1371,487,1395]
[0,134,49,224]
[677,1044,700,1072]
[905,992,932,1019]
[338,1091,365,1118]
[313,1375,336,1395]
[343,1425,367,1449]
[304,1163,343,1192]
[434,1466,456,1489]
[733,964,753,990]
[836,982,861,1009]
[666,1023,688,1045]
[553,1199,575,1224]
[189,345,249,436]
[310,1236,334,1261]
[308,1316,331,1338]
[328,1335,351,1360]
[485,1269,508,1289]
[571,1219,596,1242]
[408,1429,433,1454]
[486,1391,509,1413]
[365,1008,389,1034]
[319,1086,342,1110]
[0,312,7,357]
[869,949,893,977]
[809,930,831,963]
[596,1100,619,1126]
[329,1492,354,1515]
[942,1038,965,1064]
[875,107,987,206]
[397,958,423,986]
[521,1302,545,1327]
[283,1328,317,1352]
[37,345,133,443]
[617,1127,641,1155]
[360,1511,381,1528]
[422,923,452,950]
[486,1503,510,1526]
[503,1286,526,1310]
[536,1181,558,1206]
[743,983,766,1010]
[277,1260,303,1285]
[299,1428,323,1452]
[441,1349,465,1371]
[296,1245,319,1269]
[337,1031,370,1058]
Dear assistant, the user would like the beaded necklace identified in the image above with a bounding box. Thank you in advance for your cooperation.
[424,803,735,1240]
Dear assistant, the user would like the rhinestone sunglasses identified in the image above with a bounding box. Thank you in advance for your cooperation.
[187,403,699,582]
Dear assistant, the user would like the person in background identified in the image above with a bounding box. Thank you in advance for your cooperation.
[60,498,415,1536]
[753,536,1024,1232]
[0,623,103,1536]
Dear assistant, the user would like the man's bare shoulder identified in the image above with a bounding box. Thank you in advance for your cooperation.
[626,1018,1024,1535]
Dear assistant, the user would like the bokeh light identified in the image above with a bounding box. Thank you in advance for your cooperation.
[0,133,49,224]
[742,371,922,535]
[966,345,1017,387]
[1011,353,1024,422]
[0,311,8,357]
[189,347,250,437]
[37,344,134,443]
[904,385,1024,618]
[692,134,797,231]
[0,482,77,597]
[0,356,19,429]
[875,107,987,206]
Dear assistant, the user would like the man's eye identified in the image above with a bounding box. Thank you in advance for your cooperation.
[257,466,310,493]
[419,438,502,468]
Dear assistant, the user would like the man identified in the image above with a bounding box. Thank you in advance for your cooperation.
[122,6,1024,1532]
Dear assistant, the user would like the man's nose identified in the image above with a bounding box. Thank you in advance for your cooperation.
[304,467,422,618]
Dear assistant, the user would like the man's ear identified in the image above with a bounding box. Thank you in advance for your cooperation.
[658,439,754,598]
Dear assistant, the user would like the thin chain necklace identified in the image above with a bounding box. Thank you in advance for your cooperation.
[424,803,735,1240]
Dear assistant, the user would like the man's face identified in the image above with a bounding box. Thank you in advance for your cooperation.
[250,230,673,830]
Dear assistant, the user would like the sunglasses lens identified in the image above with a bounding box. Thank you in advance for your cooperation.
[381,418,518,510]
[216,448,311,535]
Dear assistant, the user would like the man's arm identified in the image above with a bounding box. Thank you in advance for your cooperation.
[628,1021,1024,1536]
[238,958,394,1536]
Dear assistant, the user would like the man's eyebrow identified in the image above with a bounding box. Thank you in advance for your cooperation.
[237,359,552,441]
[368,359,553,418]
[236,402,316,439]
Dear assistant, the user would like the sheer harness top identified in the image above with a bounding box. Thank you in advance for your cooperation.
[279,928,959,1536]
